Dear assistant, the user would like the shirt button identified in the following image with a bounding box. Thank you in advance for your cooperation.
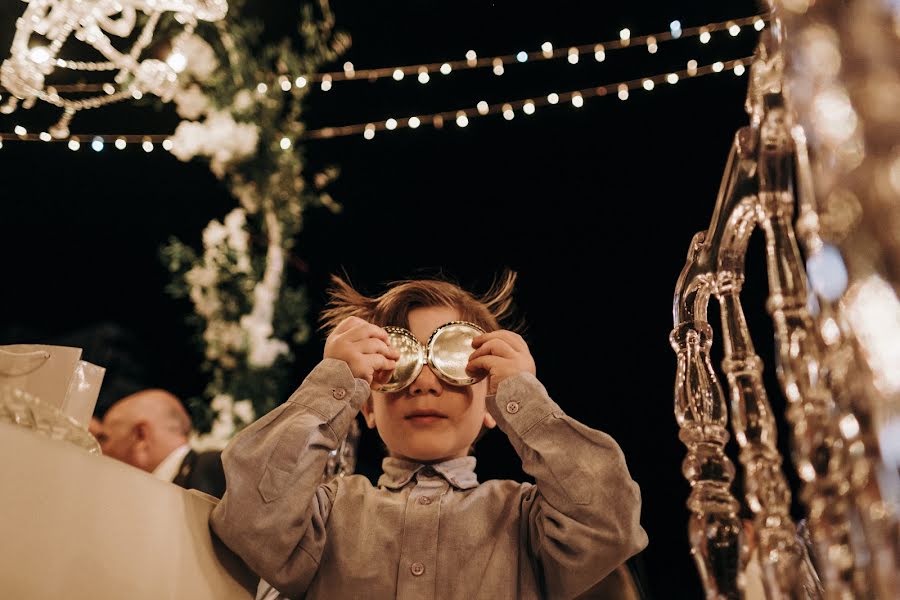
[506,401,520,414]
[332,388,347,400]
[410,562,425,576]
[417,496,432,505]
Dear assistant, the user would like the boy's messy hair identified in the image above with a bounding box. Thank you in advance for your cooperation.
[320,270,521,334]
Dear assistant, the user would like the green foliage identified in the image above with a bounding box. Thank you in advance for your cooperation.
[160,1,347,435]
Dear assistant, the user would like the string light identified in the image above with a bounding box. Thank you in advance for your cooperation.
[91,136,103,152]
[280,137,291,150]
[417,67,430,84]
[728,22,741,36]
[567,47,579,64]
[280,77,292,92]
[5,15,766,102]
[1,56,755,145]
[492,58,505,76]
[39,131,51,142]
[256,83,268,94]
[392,68,404,81]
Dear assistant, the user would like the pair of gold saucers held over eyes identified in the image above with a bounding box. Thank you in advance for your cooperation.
[374,321,486,392]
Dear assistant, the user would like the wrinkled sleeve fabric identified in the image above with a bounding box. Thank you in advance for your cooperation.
[209,359,369,598]
[489,373,649,599]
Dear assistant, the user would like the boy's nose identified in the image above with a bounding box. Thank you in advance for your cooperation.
[409,364,443,396]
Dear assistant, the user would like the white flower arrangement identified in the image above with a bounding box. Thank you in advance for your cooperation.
[170,110,260,177]
[160,0,347,447]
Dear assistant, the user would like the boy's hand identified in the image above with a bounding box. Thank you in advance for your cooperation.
[466,330,536,395]
[324,317,400,386]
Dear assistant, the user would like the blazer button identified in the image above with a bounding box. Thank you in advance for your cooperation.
[332,388,347,400]
[410,562,425,576]
[506,401,520,414]
[417,496,432,505]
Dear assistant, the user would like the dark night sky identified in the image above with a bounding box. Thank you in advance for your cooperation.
[0,2,796,597]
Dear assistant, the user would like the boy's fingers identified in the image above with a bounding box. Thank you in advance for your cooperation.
[333,316,366,335]
[466,354,503,374]
[358,338,401,360]
[346,322,389,343]
[468,339,517,361]
[473,330,527,352]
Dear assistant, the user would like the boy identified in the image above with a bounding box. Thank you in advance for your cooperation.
[210,273,647,599]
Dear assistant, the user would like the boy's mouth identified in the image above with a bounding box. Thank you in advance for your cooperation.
[405,409,448,424]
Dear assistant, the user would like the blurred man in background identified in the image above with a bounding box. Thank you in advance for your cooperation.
[98,388,225,498]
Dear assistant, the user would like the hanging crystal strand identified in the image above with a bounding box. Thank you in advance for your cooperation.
[759,193,864,600]
[757,187,866,599]
[740,19,865,597]
[49,107,75,139]
[792,127,900,598]
[717,273,823,599]
[1,96,19,114]
[672,236,743,600]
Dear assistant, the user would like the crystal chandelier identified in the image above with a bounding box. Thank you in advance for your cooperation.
[670,0,900,597]
[1,0,227,137]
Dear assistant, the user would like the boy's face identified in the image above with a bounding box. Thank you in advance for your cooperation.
[363,305,496,463]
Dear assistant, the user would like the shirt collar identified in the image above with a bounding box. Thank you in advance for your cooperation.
[378,456,479,491]
[151,443,192,483]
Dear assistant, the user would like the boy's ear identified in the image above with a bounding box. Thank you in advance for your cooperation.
[483,412,496,429]
[361,396,377,429]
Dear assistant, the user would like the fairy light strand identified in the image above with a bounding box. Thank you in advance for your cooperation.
[0,56,753,146]
[301,56,754,139]
[1,15,765,96]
